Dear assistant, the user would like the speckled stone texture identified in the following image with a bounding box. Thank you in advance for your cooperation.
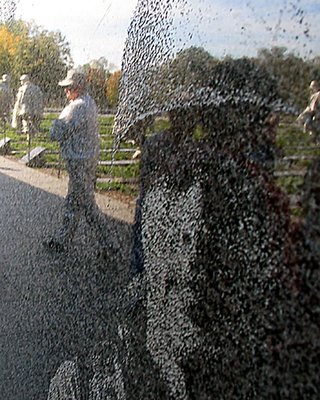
[126,124,319,399]
[47,62,319,400]
[121,59,319,397]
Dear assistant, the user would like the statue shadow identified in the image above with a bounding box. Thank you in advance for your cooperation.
[0,172,133,400]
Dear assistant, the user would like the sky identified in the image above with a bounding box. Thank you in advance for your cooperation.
[13,0,320,69]
[15,0,138,69]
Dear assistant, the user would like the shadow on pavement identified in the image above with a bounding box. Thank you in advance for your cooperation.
[0,172,133,400]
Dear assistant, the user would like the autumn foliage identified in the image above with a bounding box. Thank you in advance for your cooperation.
[106,70,121,109]
[0,20,72,106]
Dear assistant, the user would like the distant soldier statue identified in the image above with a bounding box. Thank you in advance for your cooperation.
[12,74,44,135]
[0,73,13,125]
[44,69,119,255]
[297,80,320,142]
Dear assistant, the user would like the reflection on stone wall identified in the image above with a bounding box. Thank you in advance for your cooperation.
[47,60,319,400]
[124,94,318,398]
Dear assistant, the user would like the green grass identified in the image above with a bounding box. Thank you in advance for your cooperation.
[275,175,304,194]
[2,113,316,205]
[1,114,143,197]
[96,181,139,197]
[97,163,140,177]
[276,115,320,152]
[275,114,320,216]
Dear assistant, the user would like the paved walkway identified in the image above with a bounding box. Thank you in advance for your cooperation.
[0,155,134,400]
[0,156,135,223]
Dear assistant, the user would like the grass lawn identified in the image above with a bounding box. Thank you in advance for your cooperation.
[1,113,316,206]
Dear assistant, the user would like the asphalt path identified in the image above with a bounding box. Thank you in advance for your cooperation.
[0,156,134,399]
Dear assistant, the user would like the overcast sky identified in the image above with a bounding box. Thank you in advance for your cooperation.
[14,0,320,69]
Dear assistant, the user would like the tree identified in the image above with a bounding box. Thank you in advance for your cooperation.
[308,56,320,83]
[149,46,218,112]
[83,59,110,111]
[0,25,19,74]
[255,46,313,110]
[168,46,218,87]
[106,70,121,109]
[0,20,73,106]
